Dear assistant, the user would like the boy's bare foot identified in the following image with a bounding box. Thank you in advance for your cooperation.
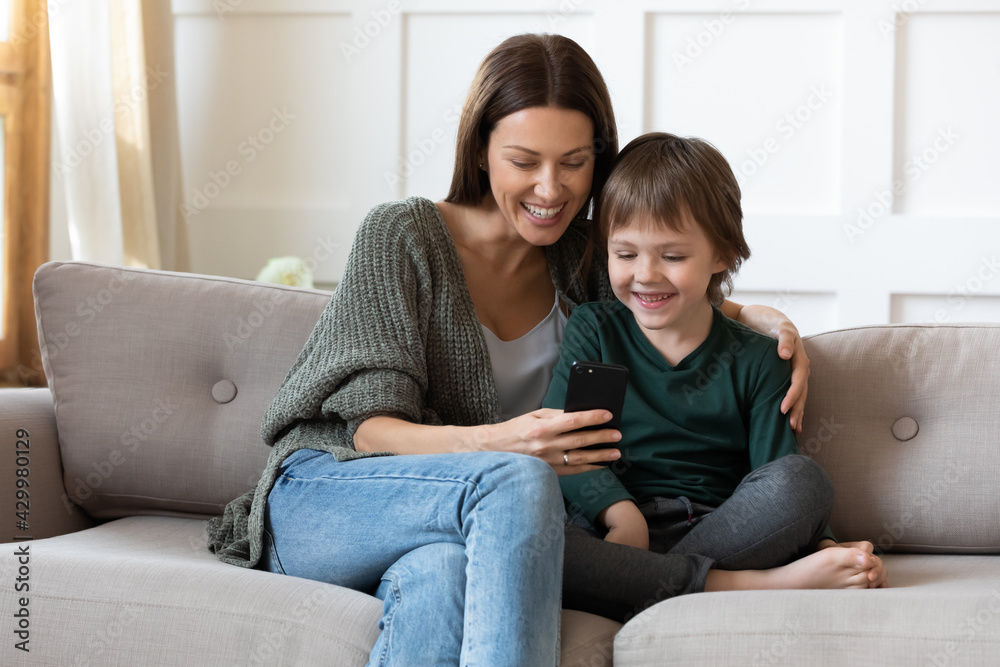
[705,548,876,592]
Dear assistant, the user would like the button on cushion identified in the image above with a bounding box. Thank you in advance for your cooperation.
[891,416,919,441]
[212,380,238,404]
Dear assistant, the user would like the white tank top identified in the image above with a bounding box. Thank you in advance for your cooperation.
[481,292,569,420]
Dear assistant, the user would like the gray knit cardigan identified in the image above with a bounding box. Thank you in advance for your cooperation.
[207,196,612,567]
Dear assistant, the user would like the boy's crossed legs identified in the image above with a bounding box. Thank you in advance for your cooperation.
[562,455,885,623]
[669,454,885,591]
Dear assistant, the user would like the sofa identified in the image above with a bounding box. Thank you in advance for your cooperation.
[1,260,998,665]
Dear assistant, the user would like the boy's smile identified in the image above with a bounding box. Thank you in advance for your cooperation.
[607,210,728,364]
[633,292,676,307]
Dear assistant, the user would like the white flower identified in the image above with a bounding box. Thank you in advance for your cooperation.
[255,256,314,288]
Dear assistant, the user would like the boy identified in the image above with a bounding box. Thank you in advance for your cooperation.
[544,133,886,609]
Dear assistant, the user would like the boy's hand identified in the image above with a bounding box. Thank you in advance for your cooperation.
[598,500,649,550]
[818,540,888,588]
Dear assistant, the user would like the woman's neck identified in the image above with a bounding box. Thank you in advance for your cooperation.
[440,197,543,276]
[437,198,556,341]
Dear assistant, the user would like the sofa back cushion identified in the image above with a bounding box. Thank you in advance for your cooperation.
[802,323,1000,553]
[33,261,330,519]
[35,260,1000,552]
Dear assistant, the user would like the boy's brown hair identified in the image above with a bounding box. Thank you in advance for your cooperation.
[597,132,751,307]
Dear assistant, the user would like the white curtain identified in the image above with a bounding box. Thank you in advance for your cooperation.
[49,0,188,270]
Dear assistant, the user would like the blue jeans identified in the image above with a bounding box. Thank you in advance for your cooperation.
[261,449,565,667]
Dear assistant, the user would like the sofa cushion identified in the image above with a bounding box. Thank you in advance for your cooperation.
[33,261,330,518]
[613,553,1000,666]
[0,516,621,665]
[802,324,1000,553]
[0,516,382,664]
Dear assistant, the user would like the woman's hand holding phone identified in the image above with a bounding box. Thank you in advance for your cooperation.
[475,407,621,475]
[562,361,629,465]
[468,360,627,473]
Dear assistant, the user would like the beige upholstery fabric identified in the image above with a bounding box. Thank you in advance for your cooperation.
[614,554,1000,665]
[0,517,383,665]
[801,324,1000,553]
[0,516,621,665]
[562,610,620,666]
[33,261,331,519]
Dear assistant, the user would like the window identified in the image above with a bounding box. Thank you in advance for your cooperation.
[0,0,49,385]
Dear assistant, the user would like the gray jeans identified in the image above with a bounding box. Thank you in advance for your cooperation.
[562,454,834,622]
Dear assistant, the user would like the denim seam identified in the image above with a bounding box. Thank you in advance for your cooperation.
[460,482,485,662]
[264,528,287,576]
[373,571,402,667]
[281,471,484,487]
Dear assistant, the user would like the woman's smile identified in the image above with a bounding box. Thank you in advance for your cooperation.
[520,201,566,220]
[483,106,595,244]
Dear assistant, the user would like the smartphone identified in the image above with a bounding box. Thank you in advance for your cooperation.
[563,360,629,440]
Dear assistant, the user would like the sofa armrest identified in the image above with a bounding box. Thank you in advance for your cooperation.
[0,388,94,541]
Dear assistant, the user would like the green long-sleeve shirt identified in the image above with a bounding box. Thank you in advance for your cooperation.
[545,301,804,525]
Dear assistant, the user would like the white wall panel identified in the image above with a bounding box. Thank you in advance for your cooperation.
[175,13,353,209]
[166,0,1000,329]
[730,290,838,337]
[174,8,356,281]
[893,12,1000,217]
[647,12,843,216]
[891,293,1000,325]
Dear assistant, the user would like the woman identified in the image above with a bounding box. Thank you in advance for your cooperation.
[208,33,811,666]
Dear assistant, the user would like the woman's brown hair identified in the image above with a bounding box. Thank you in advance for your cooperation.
[444,33,617,216]
[598,133,751,307]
